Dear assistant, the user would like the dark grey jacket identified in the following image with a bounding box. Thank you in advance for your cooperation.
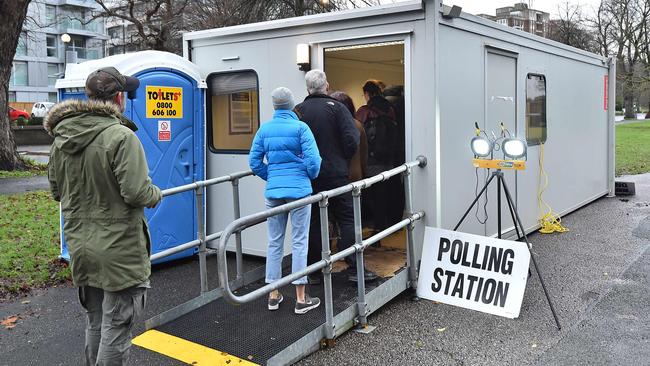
[295,94,359,181]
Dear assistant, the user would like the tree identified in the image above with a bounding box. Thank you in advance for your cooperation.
[548,1,597,53]
[185,0,381,31]
[93,0,190,54]
[0,1,31,171]
[593,0,649,119]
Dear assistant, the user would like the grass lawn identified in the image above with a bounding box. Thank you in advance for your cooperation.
[0,157,48,179]
[616,120,650,176]
[0,191,69,300]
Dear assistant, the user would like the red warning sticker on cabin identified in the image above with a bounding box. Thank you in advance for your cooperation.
[604,75,608,111]
[158,120,171,142]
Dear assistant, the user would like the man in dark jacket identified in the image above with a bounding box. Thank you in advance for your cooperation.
[46,67,161,366]
[295,69,378,283]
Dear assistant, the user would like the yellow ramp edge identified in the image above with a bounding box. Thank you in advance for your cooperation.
[133,329,259,366]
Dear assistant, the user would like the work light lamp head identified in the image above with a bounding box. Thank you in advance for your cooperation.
[471,136,492,157]
[502,138,527,159]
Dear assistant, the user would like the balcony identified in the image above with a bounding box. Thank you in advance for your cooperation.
[65,47,103,60]
[58,19,107,38]
[57,0,102,11]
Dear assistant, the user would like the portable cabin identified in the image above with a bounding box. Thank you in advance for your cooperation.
[136,1,615,364]
[55,51,206,263]
[184,0,614,259]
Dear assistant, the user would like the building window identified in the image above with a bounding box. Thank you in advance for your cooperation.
[46,5,56,26]
[69,35,87,58]
[48,92,58,103]
[48,64,60,86]
[10,61,28,86]
[108,26,122,39]
[526,74,547,145]
[46,34,58,57]
[16,33,27,56]
[207,71,260,152]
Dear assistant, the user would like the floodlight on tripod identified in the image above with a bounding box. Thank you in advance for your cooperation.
[470,122,527,169]
[458,122,562,331]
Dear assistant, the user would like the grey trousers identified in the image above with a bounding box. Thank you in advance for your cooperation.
[78,284,147,366]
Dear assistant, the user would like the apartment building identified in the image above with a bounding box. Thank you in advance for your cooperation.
[10,0,107,104]
[479,2,550,38]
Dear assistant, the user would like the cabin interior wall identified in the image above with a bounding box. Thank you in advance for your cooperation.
[324,44,404,109]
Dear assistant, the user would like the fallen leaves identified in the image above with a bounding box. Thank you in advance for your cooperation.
[1,314,20,329]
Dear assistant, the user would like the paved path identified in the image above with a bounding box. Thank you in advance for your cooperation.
[0,145,50,195]
[1,176,649,365]
[18,145,50,165]
[299,176,650,366]
[0,176,49,195]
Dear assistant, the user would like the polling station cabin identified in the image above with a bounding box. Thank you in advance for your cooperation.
[184,0,614,257]
[56,1,615,365]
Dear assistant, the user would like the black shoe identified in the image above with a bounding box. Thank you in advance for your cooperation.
[268,293,283,311]
[295,294,321,314]
[308,274,321,285]
[348,269,379,282]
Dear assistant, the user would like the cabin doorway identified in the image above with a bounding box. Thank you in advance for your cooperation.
[322,40,408,263]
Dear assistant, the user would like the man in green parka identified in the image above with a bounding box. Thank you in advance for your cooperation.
[45,67,161,366]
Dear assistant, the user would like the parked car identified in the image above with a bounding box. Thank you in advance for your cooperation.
[31,102,55,118]
[8,106,29,124]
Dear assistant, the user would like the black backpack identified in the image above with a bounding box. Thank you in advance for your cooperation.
[365,112,398,164]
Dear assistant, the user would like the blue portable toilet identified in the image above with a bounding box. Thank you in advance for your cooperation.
[55,51,206,263]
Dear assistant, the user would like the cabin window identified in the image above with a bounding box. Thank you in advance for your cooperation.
[526,74,547,145]
[207,71,260,152]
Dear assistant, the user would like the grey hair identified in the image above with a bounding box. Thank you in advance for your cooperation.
[305,69,328,95]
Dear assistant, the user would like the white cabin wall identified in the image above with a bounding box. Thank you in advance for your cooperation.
[437,20,609,237]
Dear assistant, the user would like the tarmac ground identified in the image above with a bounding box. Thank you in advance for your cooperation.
[1,174,649,365]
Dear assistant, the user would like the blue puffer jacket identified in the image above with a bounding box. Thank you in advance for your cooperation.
[249,110,321,199]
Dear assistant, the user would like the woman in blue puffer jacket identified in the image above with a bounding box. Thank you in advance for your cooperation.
[249,87,322,315]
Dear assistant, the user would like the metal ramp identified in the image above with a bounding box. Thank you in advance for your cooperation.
[133,157,427,365]
[136,259,407,365]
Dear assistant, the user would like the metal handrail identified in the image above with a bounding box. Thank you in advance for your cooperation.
[149,169,253,280]
[214,156,427,307]
[160,170,253,197]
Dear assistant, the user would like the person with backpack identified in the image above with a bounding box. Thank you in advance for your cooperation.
[356,80,400,232]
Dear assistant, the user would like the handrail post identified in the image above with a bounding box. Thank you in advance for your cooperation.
[352,187,368,327]
[196,186,208,294]
[232,178,243,282]
[319,196,335,342]
[403,165,418,294]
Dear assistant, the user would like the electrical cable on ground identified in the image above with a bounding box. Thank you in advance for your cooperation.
[537,143,568,234]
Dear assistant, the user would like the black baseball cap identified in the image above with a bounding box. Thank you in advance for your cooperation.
[85,67,140,100]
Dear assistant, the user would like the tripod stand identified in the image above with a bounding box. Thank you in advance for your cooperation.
[454,169,562,330]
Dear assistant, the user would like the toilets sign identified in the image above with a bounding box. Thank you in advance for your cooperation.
[146,86,183,119]
[417,227,530,318]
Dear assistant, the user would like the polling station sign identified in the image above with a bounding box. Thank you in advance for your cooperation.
[146,86,183,119]
[417,227,530,318]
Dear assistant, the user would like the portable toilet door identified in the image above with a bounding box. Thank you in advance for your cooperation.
[126,67,205,263]
[55,51,206,263]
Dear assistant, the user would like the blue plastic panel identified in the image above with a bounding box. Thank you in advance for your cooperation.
[58,69,204,264]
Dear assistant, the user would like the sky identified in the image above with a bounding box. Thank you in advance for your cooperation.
[438,0,603,18]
